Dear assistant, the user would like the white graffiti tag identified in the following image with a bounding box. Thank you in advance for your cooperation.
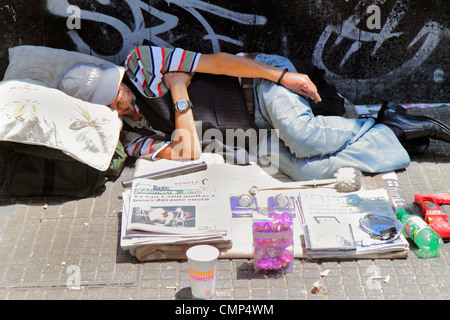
[46,0,267,63]
[312,1,450,86]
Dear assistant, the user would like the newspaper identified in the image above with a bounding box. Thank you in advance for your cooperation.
[120,173,231,250]
[120,195,227,250]
[298,188,409,258]
[120,162,268,250]
[127,177,228,234]
[120,189,228,250]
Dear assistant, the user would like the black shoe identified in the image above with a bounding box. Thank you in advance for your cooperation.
[376,101,450,143]
[404,137,430,156]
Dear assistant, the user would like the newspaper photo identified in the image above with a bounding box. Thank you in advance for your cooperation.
[127,177,229,235]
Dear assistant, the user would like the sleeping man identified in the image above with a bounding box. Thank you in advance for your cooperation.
[57,46,450,181]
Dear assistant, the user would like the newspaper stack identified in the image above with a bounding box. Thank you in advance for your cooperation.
[120,176,232,251]
[298,188,409,259]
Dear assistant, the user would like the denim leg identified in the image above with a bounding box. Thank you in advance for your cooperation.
[252,54,410,180]
[259,123,410,180]
[256,77,371,158]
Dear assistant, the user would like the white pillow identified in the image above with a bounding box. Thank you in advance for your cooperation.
[3,45,117,88]
[0,79,122,171]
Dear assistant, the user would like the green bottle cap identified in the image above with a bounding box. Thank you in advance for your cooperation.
[396,209,409,220]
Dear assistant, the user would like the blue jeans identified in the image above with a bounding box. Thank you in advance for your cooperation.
[252,54,410,180]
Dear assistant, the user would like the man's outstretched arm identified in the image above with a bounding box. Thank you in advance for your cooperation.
[195,52,322,104]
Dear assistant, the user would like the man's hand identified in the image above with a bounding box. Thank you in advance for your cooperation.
[280,72,322,104]
[163,71,194,91]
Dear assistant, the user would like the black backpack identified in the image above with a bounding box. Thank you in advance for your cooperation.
[0,141,127,198]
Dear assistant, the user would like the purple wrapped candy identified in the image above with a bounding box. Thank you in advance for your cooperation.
[268,212,279,221]
[254,250,294,271]
[253,222,269,233]
[255,257,282,271]
[280,212,293,222]
[253,212,294,272]
[280,221,293,232]
[281,250,293,266]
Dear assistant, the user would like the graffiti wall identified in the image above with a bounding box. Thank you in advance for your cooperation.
[1,0,449,104]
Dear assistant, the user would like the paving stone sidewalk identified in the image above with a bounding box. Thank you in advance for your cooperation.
[0,106,449,300]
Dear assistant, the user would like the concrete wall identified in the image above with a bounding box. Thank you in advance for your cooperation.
[1,0,449,104]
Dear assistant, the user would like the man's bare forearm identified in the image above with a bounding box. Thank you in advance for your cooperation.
[195,52,321,103]
[158,72,202,160]
[196,52,280,82]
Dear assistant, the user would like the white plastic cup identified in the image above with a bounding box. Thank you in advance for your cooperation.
[186,245,220,299]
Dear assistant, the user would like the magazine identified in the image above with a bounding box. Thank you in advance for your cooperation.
[298,188,409,258]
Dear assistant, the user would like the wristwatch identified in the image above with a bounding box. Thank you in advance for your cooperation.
[174,98,193,112]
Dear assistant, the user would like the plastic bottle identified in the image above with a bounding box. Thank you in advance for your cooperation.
[396,209,444,258]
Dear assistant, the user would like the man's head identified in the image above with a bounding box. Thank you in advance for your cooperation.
[108,82,136,116]
[58,62,133,114]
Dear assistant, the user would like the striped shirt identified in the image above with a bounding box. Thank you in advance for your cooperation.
[119,104,171,160]
[120,129,170,160]
[124,46,202,98]
[121,46,201,159]
[121,48,252,160]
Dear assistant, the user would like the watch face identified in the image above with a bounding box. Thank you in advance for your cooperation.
[175,99,192,112]
[178,100,188,111]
